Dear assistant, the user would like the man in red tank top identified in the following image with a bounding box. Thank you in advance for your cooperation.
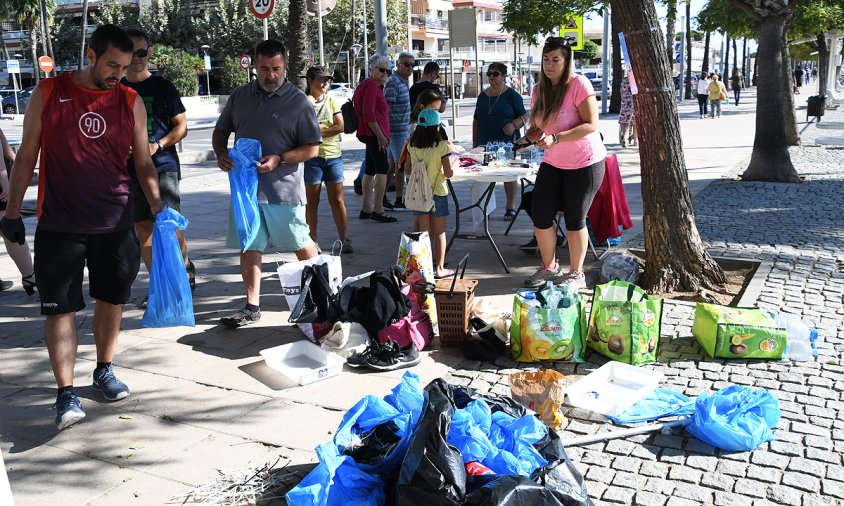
[0,25,163,430]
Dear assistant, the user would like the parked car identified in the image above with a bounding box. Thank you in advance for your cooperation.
[590,77,611,101]
[2,86,35,114]
[329,82,353,100]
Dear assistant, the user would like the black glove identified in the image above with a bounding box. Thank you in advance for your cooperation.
[0,217,25,245]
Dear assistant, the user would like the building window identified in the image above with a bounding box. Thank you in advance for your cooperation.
[438,39,449,52]
[412,40,425,52]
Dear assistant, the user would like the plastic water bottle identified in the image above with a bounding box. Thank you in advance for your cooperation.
[496,145,505,162]
[504,144,513,160]
[558,284,578,308]
[776,313,818,361]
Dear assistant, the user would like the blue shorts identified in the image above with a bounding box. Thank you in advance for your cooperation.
[304,156,345,185]
[388,133,407,165]
[413,194,450,217]
[226,203,312,252]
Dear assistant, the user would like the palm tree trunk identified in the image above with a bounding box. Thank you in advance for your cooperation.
[80,0,89,70]
[741,37,747,79]
[817,33,829,97]
[724,33,730,90]
[732,37,738,76]
[665,0,676,65]
[28,21,40,83]
[611,0,725,293]
[609,14,622,114]
[40,0,55,66]
[741,17,799,182]
[702,32,710,74]
[286,0,309,91]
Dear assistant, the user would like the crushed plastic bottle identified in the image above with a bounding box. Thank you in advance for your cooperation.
[775,313,818,361]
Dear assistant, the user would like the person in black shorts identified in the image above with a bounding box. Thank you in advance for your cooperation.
[122,28,194,304]
[0,25,163,430]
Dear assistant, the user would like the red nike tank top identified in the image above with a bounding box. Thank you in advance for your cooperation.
[37,73,137,233]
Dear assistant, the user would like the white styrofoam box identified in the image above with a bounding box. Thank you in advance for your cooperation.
[565,361,663,417]
[260,341,346,386]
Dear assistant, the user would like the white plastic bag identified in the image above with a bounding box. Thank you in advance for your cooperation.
[277,253,342,342]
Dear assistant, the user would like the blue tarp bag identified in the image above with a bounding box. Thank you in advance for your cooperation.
[141,208,194,328]
[286,372,424,506]
[685,385,780,451]
[607,388,695,425]
[227,138,261,251]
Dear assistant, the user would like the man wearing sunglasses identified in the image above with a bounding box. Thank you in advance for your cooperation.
[409,62,447,117]
[121,28,194,306]
[382,51,415,211]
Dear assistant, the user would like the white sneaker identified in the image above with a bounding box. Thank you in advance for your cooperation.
[559,270,586,290]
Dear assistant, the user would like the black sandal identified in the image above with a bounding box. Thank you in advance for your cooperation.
[22,273,35,296]
[503,209,516,221]
[186,261,196,292]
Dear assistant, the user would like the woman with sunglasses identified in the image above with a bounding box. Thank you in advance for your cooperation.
[303,66,352,253]
[517,36,606,290]
[472,62,527,221]
[353,55,396,223]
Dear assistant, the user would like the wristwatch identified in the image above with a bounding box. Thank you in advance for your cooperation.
[155,140,164,152]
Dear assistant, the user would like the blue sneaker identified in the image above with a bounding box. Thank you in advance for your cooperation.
[92,364,131,401]
[53,390,85,430]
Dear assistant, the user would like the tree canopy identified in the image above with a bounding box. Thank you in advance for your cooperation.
[501,0,601,43]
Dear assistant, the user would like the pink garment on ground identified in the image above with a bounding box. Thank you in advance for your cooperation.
[531,75,607,170]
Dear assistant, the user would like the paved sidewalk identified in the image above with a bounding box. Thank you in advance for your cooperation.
[1,88,843,505]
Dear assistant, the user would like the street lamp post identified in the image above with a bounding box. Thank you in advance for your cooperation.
[350,43,362,85]
[517,52,523,94]
[201,45,211,96]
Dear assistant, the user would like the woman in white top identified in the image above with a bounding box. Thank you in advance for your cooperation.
[696,73,711,119]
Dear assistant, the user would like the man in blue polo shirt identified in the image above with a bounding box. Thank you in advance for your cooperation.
[383,51,414,211]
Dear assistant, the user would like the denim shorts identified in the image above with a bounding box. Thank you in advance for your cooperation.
[304,156,345,185]
[413,194,450,217]
[388,133,407,164]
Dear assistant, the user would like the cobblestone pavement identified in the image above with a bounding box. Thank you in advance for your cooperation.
[444,112,844,505]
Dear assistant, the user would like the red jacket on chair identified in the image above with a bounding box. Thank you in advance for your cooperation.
[587,154,633,243]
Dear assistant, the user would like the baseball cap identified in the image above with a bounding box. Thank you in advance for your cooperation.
[302,66,333,80]
[417,108,441,127]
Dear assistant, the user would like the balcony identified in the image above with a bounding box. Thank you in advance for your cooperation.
[411,14,448,31]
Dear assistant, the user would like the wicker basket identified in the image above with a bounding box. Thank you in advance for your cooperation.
[434,264,478,347]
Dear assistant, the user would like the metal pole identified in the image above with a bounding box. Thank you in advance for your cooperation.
[206,71,211,96]
[318,0,325,66]
[450,46,457,140]
[564,419,688,447]
[678,15,685,102]
[263,18,268,40]
[601,7,610,114]
[406,0,412,51]
[374,0,387,56]
[363,0,370,76]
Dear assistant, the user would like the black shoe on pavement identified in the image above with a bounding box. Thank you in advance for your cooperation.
[354,178,363,195]
[519,237,538,254]
[366,341,421,371]
[186,261,196,292]
[382,197,394,210]
[221,307,261,328]
[392,198,407,212]
[370,212,397,223]
[359,210,372,220]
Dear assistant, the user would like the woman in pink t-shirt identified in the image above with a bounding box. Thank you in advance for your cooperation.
[516,36,607,290]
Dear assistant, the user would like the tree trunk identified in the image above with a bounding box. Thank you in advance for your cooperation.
[286,0,309,91]
[732,37,738,76]
[609,15,622,114]
[611,0,725,293]
[817,33,829,97]
[781,32,799,146]
[753,53,758,86]
[702,31,710,74]
[684,2,692,100]
[741,37,747,79]
[741,17,799,182]
[41,0,55,67]
[724,33,730,90]
[665,0,676,65]
[80,0,89,70]
[28,21,40,83]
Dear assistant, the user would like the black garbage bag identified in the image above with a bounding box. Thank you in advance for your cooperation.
[394,379,593,505]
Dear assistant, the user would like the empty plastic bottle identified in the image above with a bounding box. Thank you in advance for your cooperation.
[496,145,505,162]
[775,313,818,361]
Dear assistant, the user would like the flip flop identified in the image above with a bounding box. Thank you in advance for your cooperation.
[434,269,456,279]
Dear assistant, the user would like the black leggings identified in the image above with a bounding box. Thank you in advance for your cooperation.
[697,94,709,116]
[530,160,605,231]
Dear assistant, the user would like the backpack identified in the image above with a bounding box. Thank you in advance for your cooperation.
[405,147,436,213]
[341,99,357,134]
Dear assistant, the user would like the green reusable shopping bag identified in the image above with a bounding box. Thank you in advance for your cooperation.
[587,281,664,365]
[510,290,587,363]
[692,303,786,359]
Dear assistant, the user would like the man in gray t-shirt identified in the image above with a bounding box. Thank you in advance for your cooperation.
[213,39,322,328]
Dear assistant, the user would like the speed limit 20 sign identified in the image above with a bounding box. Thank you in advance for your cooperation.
[249,0,274,18]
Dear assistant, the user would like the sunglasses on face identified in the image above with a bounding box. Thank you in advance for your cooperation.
[133,48,150,58]
[401,62,414,67]
[377,67,392,74]
[311,76,331,83]
[486,71,501,77]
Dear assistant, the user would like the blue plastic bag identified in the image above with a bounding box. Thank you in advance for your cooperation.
[686,385,780,451]
[227,138,261,251]
[286,372,424,505]
[141,208,194,328]
[607,388,695,425]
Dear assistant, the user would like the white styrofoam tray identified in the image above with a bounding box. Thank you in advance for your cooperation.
[260,341,346,386]
[565,361,663,417]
